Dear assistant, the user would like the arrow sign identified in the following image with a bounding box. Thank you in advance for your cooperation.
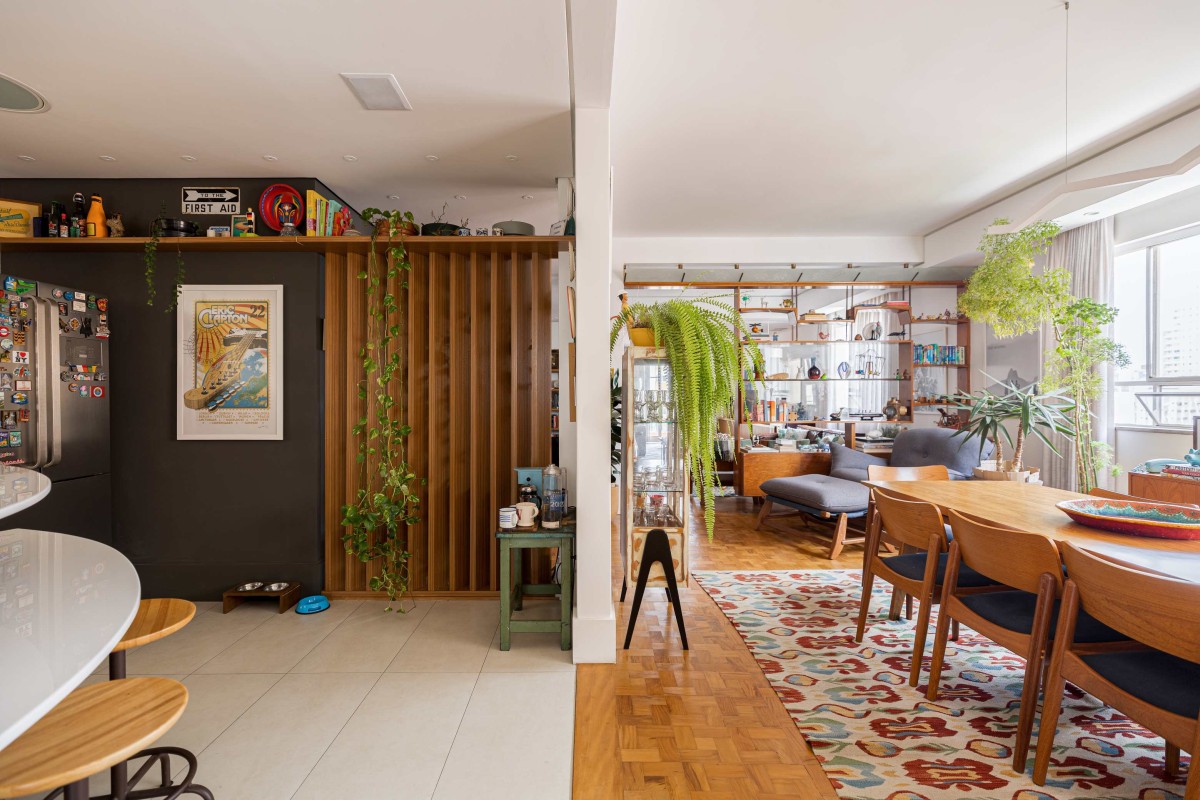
[182,186,241,215]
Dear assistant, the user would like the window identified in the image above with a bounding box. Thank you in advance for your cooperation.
[1114,230,1200,427]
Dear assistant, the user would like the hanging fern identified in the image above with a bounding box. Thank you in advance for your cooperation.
[610,298,762,539]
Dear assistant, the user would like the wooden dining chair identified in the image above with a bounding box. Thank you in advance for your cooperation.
[855,488,995,687]
[927,511,1126,773]
[866,465,951,619]
[1034,543,1200,795]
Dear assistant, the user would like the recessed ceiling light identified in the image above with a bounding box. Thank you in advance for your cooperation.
[343,155,358,162]
[340,72,413,111]
[505,155,519,162]
[1083,211,1101,216]
[262,155,278,162]
[0,73,48,113]
[425,155,439,162]
[521,195,534,200]
[99,155,117,162]
[387,194,401,201]
[17,155,35,162]
[454,194,467,200]
[180,155,197,162]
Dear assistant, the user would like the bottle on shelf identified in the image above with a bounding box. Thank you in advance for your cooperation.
[72,193,87,238]
[86,194,108,238]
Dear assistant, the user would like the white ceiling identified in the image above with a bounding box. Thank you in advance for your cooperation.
[611,0,1200,238]
[0,0,572,231]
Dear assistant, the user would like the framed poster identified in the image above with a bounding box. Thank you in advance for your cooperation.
[176,285,283,440]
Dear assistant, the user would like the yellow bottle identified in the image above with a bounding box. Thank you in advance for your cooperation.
[86,195,108,238]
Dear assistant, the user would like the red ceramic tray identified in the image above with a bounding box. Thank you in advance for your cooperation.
[1057,498,1200,540]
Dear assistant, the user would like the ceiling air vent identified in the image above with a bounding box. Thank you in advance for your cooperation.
[340,73,413,111]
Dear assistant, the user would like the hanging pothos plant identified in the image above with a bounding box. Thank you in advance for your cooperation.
[143,202,187,312]
[340,208,423,610]
[610,297,763,539]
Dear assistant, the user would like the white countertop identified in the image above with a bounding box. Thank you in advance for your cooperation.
[0,466,51,521]
[0,528,140,751]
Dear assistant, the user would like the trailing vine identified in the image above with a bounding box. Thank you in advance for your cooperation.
[340,208,423,610]
[143,204,164,307]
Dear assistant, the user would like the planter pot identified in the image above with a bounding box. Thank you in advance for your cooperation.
[421,222,461,236]
[973,460,1040,483]
[629,327,655,347]
[376,219,418,237]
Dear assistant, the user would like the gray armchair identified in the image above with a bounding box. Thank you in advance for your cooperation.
[756,428,994,558]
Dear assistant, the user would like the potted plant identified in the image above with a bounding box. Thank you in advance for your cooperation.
[954,379,1075,482]
[421,202,460,237]
[617,293,655,346]
[341,206,423,610]
[610,296,764,538]
[958,218,1128,491]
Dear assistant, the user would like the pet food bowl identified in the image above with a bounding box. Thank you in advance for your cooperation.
[235,581,264,592]
[264,582,291,592]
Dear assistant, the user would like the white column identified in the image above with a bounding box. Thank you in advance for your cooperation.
[572,107,616,663]
[555,177,578,501]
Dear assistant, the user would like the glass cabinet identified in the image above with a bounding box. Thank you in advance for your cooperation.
[620,346,689,588]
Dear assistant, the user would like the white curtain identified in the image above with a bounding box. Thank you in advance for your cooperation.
[1040,218,1115,491]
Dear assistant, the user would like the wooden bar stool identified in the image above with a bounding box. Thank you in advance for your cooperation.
[0,678,187,800]
[104,599,204,800]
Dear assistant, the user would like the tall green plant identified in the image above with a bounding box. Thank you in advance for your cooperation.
[610,298,763,539]
[340,208,422,610]
[959,219,1129,492]
[1043,298,1130,491]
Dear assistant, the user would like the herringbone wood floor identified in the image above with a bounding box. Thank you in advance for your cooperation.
[573,497,862,799]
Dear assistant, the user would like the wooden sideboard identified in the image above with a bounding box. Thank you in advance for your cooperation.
[735,450,831,497]
[1129,471,1200,506]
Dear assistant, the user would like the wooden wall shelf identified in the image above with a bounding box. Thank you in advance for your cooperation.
[0,235,572,258]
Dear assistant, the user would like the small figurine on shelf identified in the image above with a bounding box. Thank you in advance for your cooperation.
[894,368,902,381]
[902,369,910,380]
[106,212,125,237]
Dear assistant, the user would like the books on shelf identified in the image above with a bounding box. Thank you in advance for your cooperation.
[305,190,352,236]
[913,343,967,366]
[1162,466,1200,479]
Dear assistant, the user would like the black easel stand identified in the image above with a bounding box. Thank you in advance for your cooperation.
[621,528,688,650]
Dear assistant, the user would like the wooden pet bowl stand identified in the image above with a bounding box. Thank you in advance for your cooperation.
[222,581,302,613]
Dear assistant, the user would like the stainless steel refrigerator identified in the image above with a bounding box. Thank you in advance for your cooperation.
[0,274,111,542]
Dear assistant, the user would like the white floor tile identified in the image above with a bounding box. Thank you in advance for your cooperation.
[193,672,378,800]
[292,673,478,800]
[432,672,575,800]
[387,601,499,673]
[482,630,574,672]
[123,603,275,675]
[292,599,432,673]
[195,600,360,674]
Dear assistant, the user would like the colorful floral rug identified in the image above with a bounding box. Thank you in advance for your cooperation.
[693,570,1189,800]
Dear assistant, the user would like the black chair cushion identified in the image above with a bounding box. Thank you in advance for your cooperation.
[959,590,1125,643]
[761,474,870,514]
[880,552,994,588]
[1080,650,1200,719]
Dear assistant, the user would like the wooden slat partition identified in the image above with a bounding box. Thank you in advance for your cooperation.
[324,241,556,595]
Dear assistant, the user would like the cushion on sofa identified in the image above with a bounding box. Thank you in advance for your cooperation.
[760,474,871,514]
[829,444,887,482]
[890,428,994,480]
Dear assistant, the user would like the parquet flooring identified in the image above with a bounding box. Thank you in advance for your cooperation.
[573,497,862,799]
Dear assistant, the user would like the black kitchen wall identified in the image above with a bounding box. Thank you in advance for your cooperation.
[0,177,350,597]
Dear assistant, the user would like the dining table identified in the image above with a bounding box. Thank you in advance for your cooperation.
[864,480,1200,583]
[0,468,141,752]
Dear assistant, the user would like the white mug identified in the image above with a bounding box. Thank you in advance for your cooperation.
[514,501,539,527]
[498,507,517,529]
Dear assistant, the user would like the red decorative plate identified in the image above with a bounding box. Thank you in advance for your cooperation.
[1057,498,1200,540]
[258,184,304,232]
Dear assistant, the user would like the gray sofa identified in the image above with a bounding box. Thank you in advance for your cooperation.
[755,428,994,558]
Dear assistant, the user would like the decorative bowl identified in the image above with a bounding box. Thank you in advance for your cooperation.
[235,581,264,592]
[1056,498,1200,540]
[263,582,291,592]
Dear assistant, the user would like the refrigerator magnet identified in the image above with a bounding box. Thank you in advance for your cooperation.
[97,298,108,311]
[10,392,27,405]
[10,431,21,446]
[1,412,14,429]
[52,289,64,298]
[57,303,68,316]
[68,383,78,393]
[92,387,105,399]
[68,318,80,332]
[79,386,91,398]
[15,380,30,391]
[71,300,86,313]
[11,352,27,364]
[0,326,9,337]
[17,410,29,422]
[0,340,12,352]
[0,433,10,448]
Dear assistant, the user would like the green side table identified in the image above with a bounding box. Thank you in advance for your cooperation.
[496,521,575,651]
